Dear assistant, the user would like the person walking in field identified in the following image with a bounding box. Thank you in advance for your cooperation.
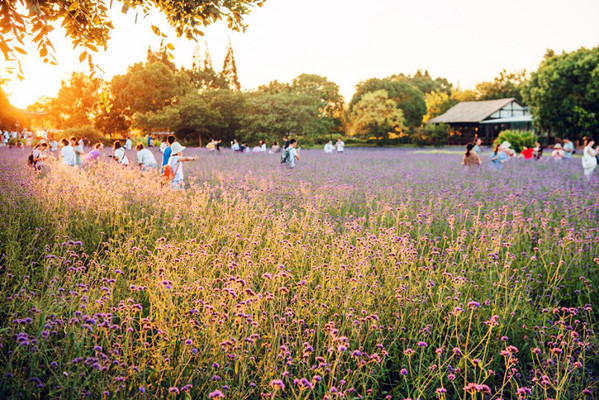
[168,142,198,189]
[582,138,598,181]
[462,143,481,167]
[60,138,76,167]
[281,138,300,168]
[136,143,157,171]
[112,141,129,166]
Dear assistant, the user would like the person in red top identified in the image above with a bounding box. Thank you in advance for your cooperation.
[521,146,534,159]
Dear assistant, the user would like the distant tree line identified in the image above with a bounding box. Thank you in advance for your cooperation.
[20,45,599,145]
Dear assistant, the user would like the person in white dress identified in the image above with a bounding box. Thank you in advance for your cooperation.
[581,138,598,181]
[335,138,345,153]
[125,137,133,150]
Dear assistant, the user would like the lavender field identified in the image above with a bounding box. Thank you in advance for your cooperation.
[0,147,597,400]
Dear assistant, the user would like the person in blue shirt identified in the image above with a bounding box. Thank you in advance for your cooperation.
[563,138,574,159]
[161,135,176,173]
[490,143,508,169]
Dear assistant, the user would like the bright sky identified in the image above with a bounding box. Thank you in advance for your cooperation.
[2,0,599,108]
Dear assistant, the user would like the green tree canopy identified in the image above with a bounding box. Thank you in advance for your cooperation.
[389,69,452,95]
[291,74,345,133]
[475,69,527,102]
[0,0,264,78]
[350,78,426,128]
[240,91,333,144]
[350,90,405,143]
[523,47,599,140]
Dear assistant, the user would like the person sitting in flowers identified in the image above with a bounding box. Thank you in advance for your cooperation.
[168,142,197,189]
[136,143,157,171]
[111,141,129,166]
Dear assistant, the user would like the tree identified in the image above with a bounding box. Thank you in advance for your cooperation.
[221,41,241,91]
[350,78,426,127]
[523,47,599,140]
[390,70,452,94]
[475,69,528,102]
[186,44,228,91]
[0,0,265,79]
[33,72,102,129]
[240,91,333,144]
[114,62,191,116]
[350,90,405,143]
[290,74,345,133]
[424,90,452,122]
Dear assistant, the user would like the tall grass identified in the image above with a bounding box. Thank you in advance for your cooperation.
[0,148,597,399]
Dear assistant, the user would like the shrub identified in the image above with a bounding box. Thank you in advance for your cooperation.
[493,130,537,153]
[410,123,449,146]
[63,125,104,143]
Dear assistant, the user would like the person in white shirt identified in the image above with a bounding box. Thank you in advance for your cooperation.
[324,140,334,153]
[335,138,345,153]
[231,139,240,152]
[159,137,168,153]
[282,138,300,168]
[136,144,157,170]
[50,139,59,152]
[125,137,133,150]
[60,138,76,166]
[168,142,197,189]
[112,141,129,166]
[260,140,267,152]
[581,138,598,181]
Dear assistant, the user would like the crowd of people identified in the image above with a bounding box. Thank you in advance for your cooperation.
[21,134,307,188]
[9,130,599,186]
[461,137,598,180]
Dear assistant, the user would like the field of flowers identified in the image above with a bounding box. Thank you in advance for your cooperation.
[0,147,597,400]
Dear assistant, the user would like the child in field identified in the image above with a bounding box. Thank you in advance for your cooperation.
[136,143,157,170]
[281,138,300,168]
[60,138,76,166]
[335,138,345,153]
[521,146,534,159]
[168,142,198,189]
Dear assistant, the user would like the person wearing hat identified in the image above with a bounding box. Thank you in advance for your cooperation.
[551,143,565,160]
[168,142,197,189]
